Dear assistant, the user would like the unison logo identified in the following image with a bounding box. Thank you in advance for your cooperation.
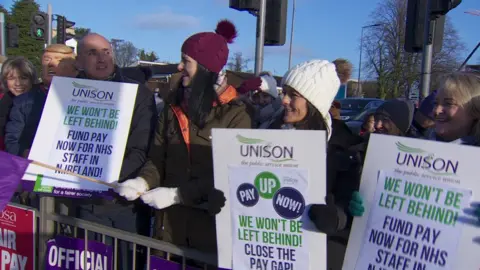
[71,81,114,101]
[395,142,459,175]
[236,134,295,162]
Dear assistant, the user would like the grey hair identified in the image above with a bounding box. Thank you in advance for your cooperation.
[1,56,37,92]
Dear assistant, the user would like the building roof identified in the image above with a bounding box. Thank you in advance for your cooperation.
[129,62,179,76]
[150,64,180,75]
[129,61,172,67]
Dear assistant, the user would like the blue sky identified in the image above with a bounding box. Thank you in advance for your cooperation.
[5,0,479,75]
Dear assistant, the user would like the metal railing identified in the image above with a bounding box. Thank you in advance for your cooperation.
[19,196,217,270]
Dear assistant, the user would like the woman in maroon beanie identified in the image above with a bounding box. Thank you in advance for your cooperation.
[114,20,252,262]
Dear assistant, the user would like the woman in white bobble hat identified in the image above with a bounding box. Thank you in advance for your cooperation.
[266,59,364,269]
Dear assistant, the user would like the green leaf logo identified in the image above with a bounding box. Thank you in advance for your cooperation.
[395,142,456,176]
[396,142,425,153]
[236,134,266,144]
[270,159,295,163]
[72,81,98,90]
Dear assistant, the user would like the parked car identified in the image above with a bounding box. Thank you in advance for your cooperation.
[339,98,384,121]
[345,107,377,134]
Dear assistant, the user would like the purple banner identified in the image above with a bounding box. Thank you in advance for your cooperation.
[45,235,113,270]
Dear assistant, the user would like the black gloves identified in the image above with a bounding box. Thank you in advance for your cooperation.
[178,183,226,215]
[207,189,226,215]
[308,194,347,235]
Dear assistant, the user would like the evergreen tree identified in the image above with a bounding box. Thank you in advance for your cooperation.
[138,49,159,62]
[146,51,159,62]
[138,49,147,61]
[6,0,45,71]
[74,27,90,39]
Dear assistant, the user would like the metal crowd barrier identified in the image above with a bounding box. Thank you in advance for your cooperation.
[27,197,217,270]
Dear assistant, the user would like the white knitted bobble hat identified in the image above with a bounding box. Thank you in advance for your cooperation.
[281,59,341,140]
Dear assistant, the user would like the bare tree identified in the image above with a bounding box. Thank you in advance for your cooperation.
[227,52,251,72]
[114,41,138,67]
[362,0,466,99]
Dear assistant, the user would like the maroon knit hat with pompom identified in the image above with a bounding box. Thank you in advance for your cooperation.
[181,19,237,73]
[237,77,262,94]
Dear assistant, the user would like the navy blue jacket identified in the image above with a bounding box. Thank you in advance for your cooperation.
[0,92,15,150]
[5,86,47,156]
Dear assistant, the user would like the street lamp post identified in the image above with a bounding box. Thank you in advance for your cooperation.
[357,23,383,97]
[459,10,480,70]
[288,0,296,70]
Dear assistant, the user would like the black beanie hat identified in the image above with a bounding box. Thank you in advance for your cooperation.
[375,99,414,134]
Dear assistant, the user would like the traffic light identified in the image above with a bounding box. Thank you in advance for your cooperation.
[405,0,461,53]
[30,11,48,41]
[229,0,288,46]
[56,15,76,44]
[264,0,288,46]
[6,23,19,48]
[229,0,259,11]
[431,0,462,15]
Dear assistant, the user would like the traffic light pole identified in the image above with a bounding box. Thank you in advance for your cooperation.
[419,0,434,102]
[47,4,52,45]
[288,0,296,70]
[254,0,266,75]
[0,12,5,55]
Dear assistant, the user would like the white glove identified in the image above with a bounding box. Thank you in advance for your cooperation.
[140,187,181,210]
[114,177,149,201]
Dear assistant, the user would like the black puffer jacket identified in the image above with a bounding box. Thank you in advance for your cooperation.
[0,92,14,143]
[324,119,366,269]
[268,117,366,270]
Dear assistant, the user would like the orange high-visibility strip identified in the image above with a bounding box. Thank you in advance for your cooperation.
[170,85,239,154]
[214,85,238,106]
[171,105,191,154]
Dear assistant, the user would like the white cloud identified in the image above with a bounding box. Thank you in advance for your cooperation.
[134,8,201,30]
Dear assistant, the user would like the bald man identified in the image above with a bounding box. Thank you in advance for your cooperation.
[41,44,76,90]
[76,33,116,80]
[74,33,156,270]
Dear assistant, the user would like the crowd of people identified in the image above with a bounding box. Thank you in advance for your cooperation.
[1,19,479,269]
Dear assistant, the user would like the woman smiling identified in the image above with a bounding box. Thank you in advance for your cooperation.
[432,72,480,145]
[0,57,39,152]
